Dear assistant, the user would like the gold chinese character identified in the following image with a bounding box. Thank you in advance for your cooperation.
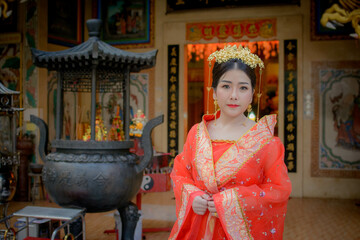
[287,134,295,142]
[286,143,295,151]
[287,103,294,112]
[169,130,177,138]
[287,53,294,61]
[171,93,177,102]
[288,83,295,93]
[170,102,177,111]
[170,58,177,66]
[232,23,243,38]
[287,62,295,71]
[287,152,295,161]
[287,94,295,102]
[218,24,227,38]
[169,84,176,93]
[170,149,176,157]
[170,66,177,74]
[287,113,294,122]
[287,161,295,170]
[170,111,177,120]
[286,123,295,132]
[171,47,177,56]
[169,76,177,83]
[286,41,295,51]
[169,139,176,148]
[203,25,214,39]
[170,120,177,129]
[287,72,294,81]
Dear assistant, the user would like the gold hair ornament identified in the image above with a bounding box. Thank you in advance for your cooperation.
[208,45,265,69]
[207,45,265,122]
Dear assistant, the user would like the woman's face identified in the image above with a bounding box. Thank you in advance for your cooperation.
[213,69,254,118]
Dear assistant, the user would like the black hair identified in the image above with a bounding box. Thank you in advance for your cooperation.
[211,59,256,90]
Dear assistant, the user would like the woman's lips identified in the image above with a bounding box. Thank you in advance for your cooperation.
[227,104,239,108]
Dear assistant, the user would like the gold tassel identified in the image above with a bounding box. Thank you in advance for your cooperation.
[206,62,212,115]
[256,69,263,122]
[214,99,218,125]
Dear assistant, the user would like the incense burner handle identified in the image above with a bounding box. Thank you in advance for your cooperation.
[135,115,164,174]
[30,115,49,162]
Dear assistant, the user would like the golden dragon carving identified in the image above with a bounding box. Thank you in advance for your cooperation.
[320,0,360,38]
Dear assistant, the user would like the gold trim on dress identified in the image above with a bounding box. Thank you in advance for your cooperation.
[211,139,237,143]
[219,189,253,240]
[170,183,202,240]
[195,122,219,193]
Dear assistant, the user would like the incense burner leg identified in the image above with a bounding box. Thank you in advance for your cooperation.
[119,201,140,240]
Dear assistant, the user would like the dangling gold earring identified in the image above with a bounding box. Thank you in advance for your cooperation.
[247,104,252,117]
[214,99,218,125]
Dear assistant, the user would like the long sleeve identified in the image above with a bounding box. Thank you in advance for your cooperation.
[212,137,291,240]
[169,125,206,240]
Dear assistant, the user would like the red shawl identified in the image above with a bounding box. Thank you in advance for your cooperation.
[169,114,291,240]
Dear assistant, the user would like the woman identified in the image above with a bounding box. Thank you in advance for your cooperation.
[169,45,291,240]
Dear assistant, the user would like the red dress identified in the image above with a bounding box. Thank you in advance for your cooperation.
[169,114,292,240]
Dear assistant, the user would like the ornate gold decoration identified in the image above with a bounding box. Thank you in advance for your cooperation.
[320,2,360,38]
[207,45,264,69]
[247,104,252,115]
[0,0,12,19]
[214,99,218,111]
[214,98,218,125]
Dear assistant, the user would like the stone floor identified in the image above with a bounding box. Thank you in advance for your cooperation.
[1,191,360,239]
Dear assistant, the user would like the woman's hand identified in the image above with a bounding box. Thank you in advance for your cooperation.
[207,199,217,215]
[192,194,211,215]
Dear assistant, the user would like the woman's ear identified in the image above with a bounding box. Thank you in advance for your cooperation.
[212,88,217,99]
[250,89,255,104]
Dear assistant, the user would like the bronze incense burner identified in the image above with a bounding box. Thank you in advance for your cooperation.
[30,19,162,239]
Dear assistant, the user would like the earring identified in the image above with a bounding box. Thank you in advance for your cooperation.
[214,99,218,111]
[214,99,218,125]
[247,104,252,116]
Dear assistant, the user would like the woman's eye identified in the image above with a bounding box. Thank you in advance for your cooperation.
[222,85,230,89]
[240,86,248,90]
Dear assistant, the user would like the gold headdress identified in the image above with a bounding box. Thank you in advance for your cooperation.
[208,45,264,69]
[207,45,265,121]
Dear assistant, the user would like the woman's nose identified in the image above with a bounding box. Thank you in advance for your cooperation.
[230,89,239,100]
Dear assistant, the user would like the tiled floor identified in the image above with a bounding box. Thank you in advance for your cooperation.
[1,192,360,240]
[141,193,360,240]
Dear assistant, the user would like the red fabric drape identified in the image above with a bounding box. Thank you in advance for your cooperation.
[169,114,291,240]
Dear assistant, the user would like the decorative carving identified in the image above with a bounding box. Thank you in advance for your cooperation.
[75,172,88,187]
[93,172,108,186]
[46,152,138,164]
[58,171,72,186]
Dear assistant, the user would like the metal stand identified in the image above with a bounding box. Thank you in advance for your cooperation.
[0,206,86,240]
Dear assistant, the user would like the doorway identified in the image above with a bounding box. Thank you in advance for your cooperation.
[186,41,280,134]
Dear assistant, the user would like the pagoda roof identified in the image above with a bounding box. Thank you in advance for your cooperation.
[0,82,20,95]
[31,19,157,72]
